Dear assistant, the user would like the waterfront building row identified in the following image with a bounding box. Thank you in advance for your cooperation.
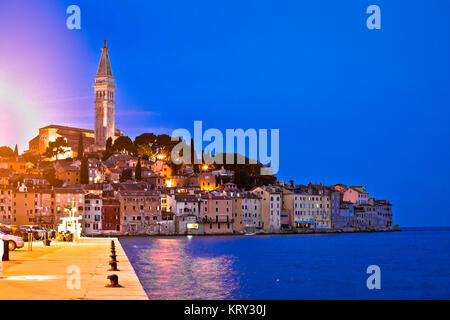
[0,181,393,236]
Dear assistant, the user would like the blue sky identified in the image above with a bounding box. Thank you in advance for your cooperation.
[0,1,449,226]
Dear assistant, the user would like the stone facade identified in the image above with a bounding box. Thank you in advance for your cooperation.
[94,40,116,148]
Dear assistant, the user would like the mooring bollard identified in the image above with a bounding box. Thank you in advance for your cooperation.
[108,261,119,271]
[105,274,122,287]
[2,240,9,261]
[27,232,33,251]
[43,231,51,247]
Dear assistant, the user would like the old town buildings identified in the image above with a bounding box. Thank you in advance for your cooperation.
[0,152,395,235]
[0,41,395,236]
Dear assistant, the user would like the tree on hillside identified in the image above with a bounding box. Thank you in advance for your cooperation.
[120,168,133,182]
[23,153,38,165]
[156,134,180,159]
[234,169,250,189]
[77,133,84,160]
[216,152,263,176]
[135,158,142,181]
[14,144,19,157]
[44,168,63,187]
[112,136,137,155]
[168,160,182,175]
[190,138,201,165]
[216,175,231,186]
[253,174,277,188]
[137,144,155,161]
[102,136,138,160]
[44,137,68,160]
[102,137,114,161]
[106,137,113,150]
[134,133,180,161]
[0,146,15,158]
[134,133,157,148]
[80,157,89,184]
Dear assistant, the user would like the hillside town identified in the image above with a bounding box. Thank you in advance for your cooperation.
[0,152,395,236]
[0,40,396,237]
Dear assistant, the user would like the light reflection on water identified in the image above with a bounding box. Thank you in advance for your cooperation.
[121,229,450,299]
[126,238,239,299]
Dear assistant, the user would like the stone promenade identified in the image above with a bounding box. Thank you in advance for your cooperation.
[0,237,148,300]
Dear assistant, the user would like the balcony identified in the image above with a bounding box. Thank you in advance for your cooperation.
[202,216,233,223]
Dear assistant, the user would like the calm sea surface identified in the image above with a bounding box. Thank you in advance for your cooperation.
[120,227,450,300]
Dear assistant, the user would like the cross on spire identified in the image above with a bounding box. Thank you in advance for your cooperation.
[96,39,113,77]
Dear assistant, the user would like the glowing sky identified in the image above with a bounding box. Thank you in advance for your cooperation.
[0,1,91,151]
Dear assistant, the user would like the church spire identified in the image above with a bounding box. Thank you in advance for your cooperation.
[96,39,113,77]
[94,39,116,149]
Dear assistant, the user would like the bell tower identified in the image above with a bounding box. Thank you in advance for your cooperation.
[94,39,116,148]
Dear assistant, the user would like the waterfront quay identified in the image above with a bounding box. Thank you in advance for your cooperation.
[0,238,148,300]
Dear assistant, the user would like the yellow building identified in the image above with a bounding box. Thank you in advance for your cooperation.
[292,192,330,229]
[0,159,32,173]
[281,188,295,226]
[200,194,233,234]
[0,171,11,185]
[12,185,37,225]
[252,186,282,233]
[231,196,243,231]
[2,185,56,228]
[27,124,123,157]
[28,125,94,157]
[225,189,262,232]
[55,162,80,185]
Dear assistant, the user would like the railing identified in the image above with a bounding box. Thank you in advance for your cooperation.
[202,216,233,223]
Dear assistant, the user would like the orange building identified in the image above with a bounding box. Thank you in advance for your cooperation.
[200,194,233,234]
[198,172,217,191]
[0,171,11,185]
[12,185,37,225]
